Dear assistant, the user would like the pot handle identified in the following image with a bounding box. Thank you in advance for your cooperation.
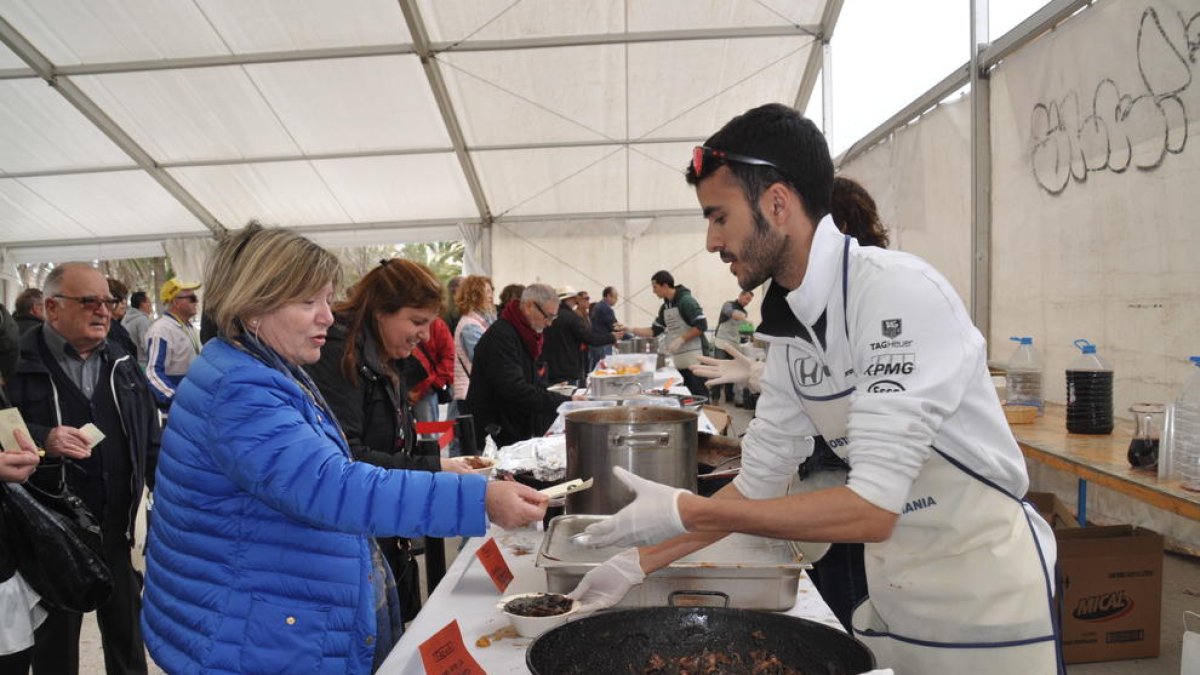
[612,432,670,448]
[668,590,730,608]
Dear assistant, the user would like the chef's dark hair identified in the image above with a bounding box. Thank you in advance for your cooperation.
[651,270,674,288]
[685,103,833,225]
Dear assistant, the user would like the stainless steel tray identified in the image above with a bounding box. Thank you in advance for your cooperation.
[537,514,810,611]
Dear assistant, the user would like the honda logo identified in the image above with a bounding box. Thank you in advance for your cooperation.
[791,356,826,387]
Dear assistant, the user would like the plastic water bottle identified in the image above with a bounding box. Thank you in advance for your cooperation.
[1005,337,1043,413]
[1171,356,1200,491]
[1065,339,1113,434]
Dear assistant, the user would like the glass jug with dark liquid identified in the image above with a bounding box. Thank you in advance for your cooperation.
[1127,403,1164,469]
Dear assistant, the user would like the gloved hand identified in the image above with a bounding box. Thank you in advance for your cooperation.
[579,467,687,548]
[567,547,645,613]
[692,344,765,393]
[666,337,685,354]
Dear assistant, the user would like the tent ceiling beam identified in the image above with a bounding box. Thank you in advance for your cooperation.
[793,0,842,112]
[1,136,707,180]
[399,0,492,225]
[0,25,821,82]
[982,0,1092,67]
[0,16,226,236]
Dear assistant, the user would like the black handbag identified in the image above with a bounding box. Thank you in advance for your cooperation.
[2,481,114,612]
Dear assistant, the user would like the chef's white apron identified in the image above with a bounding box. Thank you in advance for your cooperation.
[788,235,1062,674]
[663,304,703,370]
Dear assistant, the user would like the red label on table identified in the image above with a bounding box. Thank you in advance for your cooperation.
[418,620,485,675]
[474,537,513,593]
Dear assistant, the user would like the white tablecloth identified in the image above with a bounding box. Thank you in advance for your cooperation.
[378,524,845,675]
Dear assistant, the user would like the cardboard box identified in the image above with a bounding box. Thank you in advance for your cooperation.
[701,405,731,436]
[1056,525,1164,664]
[1026,491,1079,529]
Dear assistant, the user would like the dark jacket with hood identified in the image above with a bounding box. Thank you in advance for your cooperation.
[305,319,440,472]
[465,317,569,449]
[6,324,160,543]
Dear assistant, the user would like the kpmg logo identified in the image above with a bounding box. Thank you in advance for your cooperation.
[881,319,902,338]
[791,356,826,387]
[1072,590,1134,622]
[865,353,915,377]
[866,380,906,393]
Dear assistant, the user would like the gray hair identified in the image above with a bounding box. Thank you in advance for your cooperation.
[521,283,557,306]
[43,262,97,297]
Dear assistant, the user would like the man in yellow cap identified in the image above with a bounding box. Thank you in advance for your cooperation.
[144,278,201,409]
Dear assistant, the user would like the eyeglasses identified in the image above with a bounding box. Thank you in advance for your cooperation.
[532,302,555,321]
[691,145,785,178]
[52,295,121,311]
[175,294,199,302]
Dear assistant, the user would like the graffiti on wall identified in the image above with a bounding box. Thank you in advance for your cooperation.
[1030,6,1198,195]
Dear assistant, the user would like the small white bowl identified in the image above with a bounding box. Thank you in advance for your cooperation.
[497,592,579,637]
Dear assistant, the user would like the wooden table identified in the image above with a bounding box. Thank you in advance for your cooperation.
[1012,403,1200,525]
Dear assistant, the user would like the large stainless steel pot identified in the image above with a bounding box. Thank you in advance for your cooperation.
[564,406,697,514]
[615,337,667,369]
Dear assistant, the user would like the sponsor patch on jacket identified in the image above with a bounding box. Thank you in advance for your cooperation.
[869,339,914,350]
[865,353,915,377]
[881,319,902,338]
[790,355,829,387]
[901,495,937,514]
[866,379,906,393]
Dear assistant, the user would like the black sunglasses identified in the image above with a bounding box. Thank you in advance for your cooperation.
[532,302,555,320]
[53,294,121,311]
[175,294,199,302]
[691,145,785,178]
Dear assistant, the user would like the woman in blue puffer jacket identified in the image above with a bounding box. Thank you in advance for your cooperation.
[141,225,547,675]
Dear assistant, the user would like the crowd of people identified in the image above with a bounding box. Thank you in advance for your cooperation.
[0,101,1052,675]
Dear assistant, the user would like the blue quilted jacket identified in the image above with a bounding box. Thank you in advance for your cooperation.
[141,339,488,674]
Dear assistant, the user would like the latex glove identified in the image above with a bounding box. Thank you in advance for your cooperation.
[691,345,764,393]
[567,547,645,613]
[666,337,685,354]
[579,467,687,548]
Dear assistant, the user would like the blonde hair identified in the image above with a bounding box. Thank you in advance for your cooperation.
[205,223,340,338]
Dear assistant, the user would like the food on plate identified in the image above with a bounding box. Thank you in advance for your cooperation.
[461,455,493,469]
[636,648,799,674]
[502,593,574,618]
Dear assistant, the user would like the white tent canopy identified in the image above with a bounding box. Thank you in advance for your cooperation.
[0,0,836,263]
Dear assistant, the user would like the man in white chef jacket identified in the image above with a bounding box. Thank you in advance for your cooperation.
[569,103,1062,675]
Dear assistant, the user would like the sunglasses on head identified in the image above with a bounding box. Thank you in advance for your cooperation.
[691,145,784,178]
[53,294,121,311]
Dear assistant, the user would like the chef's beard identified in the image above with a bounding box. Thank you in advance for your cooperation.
[734,206,787,291]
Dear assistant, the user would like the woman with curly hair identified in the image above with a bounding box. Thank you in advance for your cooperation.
[451,275,495,409]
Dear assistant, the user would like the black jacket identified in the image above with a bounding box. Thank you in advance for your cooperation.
[305,320,440,472]
[6,325,160,543]
[466,317,569,449]
[542,301,615,384]
[13,313,41,336]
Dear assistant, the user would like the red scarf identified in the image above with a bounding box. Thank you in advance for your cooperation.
[501,298,543,360]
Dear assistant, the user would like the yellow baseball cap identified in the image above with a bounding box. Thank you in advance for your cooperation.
[160,278,202,304]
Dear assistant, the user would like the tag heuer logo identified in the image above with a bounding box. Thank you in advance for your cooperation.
[881,319,902,338]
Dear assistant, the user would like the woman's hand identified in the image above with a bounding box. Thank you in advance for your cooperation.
[1,429,41,483]
[484,480,548,529]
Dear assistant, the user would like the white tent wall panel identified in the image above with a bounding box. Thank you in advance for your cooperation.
[625,38,812,141]
[627,142,703,213]
[198,0,411,54]
[309,154,477,222]
[74,67,304,163]
[837,96,973,306]
[0,0,227,64]
[989,0,1200,413]
[168,162,353,228]
[243,56,450,154]
[474,145,629,217]
[627,1,822,31]
[491,215,749,336]
[441,46,628,146]
[0,79,130,173]
[0,171,203,242]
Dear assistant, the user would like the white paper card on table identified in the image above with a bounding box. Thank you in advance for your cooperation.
[0,407,31,452]
[80,423,106,449]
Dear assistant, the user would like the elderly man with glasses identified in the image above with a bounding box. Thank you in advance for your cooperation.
[6,262,159,675]
[466,283,581,450]
[144,277,202,409]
